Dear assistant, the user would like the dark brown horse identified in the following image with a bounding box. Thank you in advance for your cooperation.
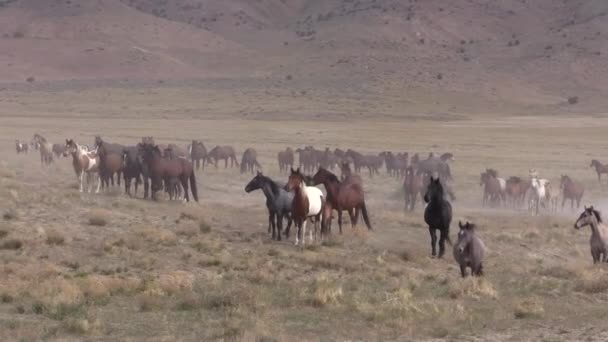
[208,145,239,168]
[505,176,529,209]
[480,169,504,207]
[141,144,199,202]
[590,160,608,185]
[312,167,372,234]
[278,147,294,173]
[240,148,261,174]
[189,140,208,170]
[560,175,584,211]
[403,166,423,211]
[96,141,124,191]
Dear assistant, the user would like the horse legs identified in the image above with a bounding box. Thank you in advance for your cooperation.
[301,219,308,248]
[284,214,292,239]
[124,175,131,197]
[268,211,274,239]
[429,227,437,257]
[337,210,343,234]
[438,229,447,258]
[276,213,283,241]
[351,207,360,230]
[294,219,301,246]
[460,264,467,278]
[79,171,84,193]
[179,175,190,202]
[143,176,149,199]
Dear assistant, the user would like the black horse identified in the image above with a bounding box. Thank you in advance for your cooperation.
[424,177,453,258]
[123,146,142,197]
[245,172,294,241]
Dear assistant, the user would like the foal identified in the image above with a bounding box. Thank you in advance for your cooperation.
[286,168,325,247]
[453,221,486,277]
[574,206,608,264]
[66,139,100,193]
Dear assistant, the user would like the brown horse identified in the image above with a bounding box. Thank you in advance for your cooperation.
[15,140,28,154]
[278,147,294,173]
[287,168,325,247]
[312,167,372,234]
[240,148,261,174]
[141,144,199,202]
[505,176,529,209]
[480,169,504,207]
[189,140,208,170]
[403,166,423,211]
[560,175,584,211]
[590,160,608,185]
[208,145,239,168]
[339,162,363,185]
[96,141,124,191]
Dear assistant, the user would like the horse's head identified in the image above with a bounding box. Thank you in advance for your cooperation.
[65,139,78,154]
[245,171,265,193]
[423,177,444,203]
[287,168,305,192]
[575,206,602,230]
[456,221,476,253]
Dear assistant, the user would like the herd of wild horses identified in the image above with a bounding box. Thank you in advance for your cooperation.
[13,134,608,275]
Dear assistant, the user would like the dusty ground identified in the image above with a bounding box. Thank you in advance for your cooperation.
[1,84,608,341]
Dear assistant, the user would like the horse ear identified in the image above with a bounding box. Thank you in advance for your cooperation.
[296,167,300,173]
[458,221,464,229]
[290,167,295,173]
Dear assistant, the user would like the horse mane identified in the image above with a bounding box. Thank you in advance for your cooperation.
[593,210,603,223]
[486,169,498,177]
[320,168,340,183]
[259,174,280,195]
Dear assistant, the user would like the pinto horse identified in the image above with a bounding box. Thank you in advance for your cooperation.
[141,144,199,202]
[287,168,325,247]
[590,160,608,185]
[312,167,372,235]
[560,175,584,211]
[65,139,100,193]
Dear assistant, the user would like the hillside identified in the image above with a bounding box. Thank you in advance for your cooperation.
[0,0,607,110]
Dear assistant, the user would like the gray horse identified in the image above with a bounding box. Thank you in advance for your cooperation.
[245,172,294,241]
[454,221,486,277]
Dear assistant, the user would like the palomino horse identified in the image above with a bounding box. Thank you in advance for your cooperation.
[590,160,608,185]
[574,206,608,264]
[480,169,505,207]
[208,145,239,168]
[560,175,584,211]
[240,148,261,174]
[33,134,53,166]
[141,144,199,202]
[403,166,423,211]
[277,147,294,173]
[286,168,325,247]
[65,139,100,193]
[245,172,293,241]
[312,167,372,234]
[424,177,453,258]
[15,140,28,154]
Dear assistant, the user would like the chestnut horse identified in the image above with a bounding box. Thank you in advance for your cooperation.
[141,144,198,202]
[286,168,325,247]
[560,175,584,211]
[312,167,372,234]
[96,141,124,191]
[505,176,529,209]
[590,160,608,185]
[480,169,504,207]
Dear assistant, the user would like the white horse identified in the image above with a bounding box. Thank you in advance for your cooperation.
[529,176,550,215]
[66,139,101,193]
[287,168,325,248]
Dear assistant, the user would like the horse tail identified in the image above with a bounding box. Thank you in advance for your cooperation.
[361,201,373,230]
[189,170,199,202]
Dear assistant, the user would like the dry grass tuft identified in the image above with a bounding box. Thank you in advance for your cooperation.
[447,277,498,300]
[137,289,165,312]
[46,230,66,246]
[175,221,199,238]
[175,290,201,311]
[62,317,102,335]
[78,275,142,300]
[3,208,18,221]
[29,277,84,317]
[199,219,212,234]
[0,229,8,239]
[309,273,343,307]
[88,209,110,227]
[574,269,608,294]
[134,226,177,246]
[157,271,195,295]
[0,239,23,250]
[514,298,544,319]
[179,207,203,221]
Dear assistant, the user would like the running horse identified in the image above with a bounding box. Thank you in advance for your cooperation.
[590,160,608,185]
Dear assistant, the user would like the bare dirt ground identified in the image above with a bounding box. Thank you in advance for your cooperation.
[1,84,608,341]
